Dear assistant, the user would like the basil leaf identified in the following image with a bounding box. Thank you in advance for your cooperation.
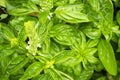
[39,0,53,10]
[0,0,6,7]
[0,22,15,41]
[32,74,53,80]
[0,14,8,20]
[7,57,28,75]
[52,50,73,64]
[87,39,99,48]
[55,4,90,23]
[51,24,76,45]
[99,0,113,23]
[98,39,117,75]
[87,0,100,12]
[20,62,44,80]
[75,66,94,80]
[6,0,39,16]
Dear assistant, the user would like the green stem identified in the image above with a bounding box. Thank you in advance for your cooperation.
[51,68,63,79]
[57,69,74,80]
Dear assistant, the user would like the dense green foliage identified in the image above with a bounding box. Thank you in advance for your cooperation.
[0,0,120,80]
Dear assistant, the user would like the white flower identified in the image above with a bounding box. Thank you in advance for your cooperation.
[47,16,51,20]
[37,44,41,48]
[47,13,53,20]
[50,13,53,17]
[32,53,36,56]
[26,45,29,49]
[28,41,30,45]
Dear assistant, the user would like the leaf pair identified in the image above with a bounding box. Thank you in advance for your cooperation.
[71,31,98,69]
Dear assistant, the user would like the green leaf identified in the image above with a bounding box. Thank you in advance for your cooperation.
[46,69,62,80]
[41,37,50,54]
[9,16,38,32]
[55,4,90,23]
[95,60,104,72]
[82,26,101,39]
[39,11,50,25]
[0,0,6,7]
[18,26,27,49]
[7,57,28,75]
[56,69,74,80]
[0,48,15,57]
[39,0,53,10]
[87,0,100,12]
[83,48,98,63]
[71,31,86,51]
[50,41,67,56]
[99,0,113,23]
[54,0,69,6]
[0,14,8,20]
[37,22,49,44]
[72,63,82,76]
[83,1,100,21]
[6,0,39,16]
[0,56,10,74]
[0,22,15,41]
[51,24,76,45]
[75,66,94,80]
[87,39,99,48]
[20,62,44,80]
[52,50,73,64]
[98,39,117,75]
[32,74,53,80]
